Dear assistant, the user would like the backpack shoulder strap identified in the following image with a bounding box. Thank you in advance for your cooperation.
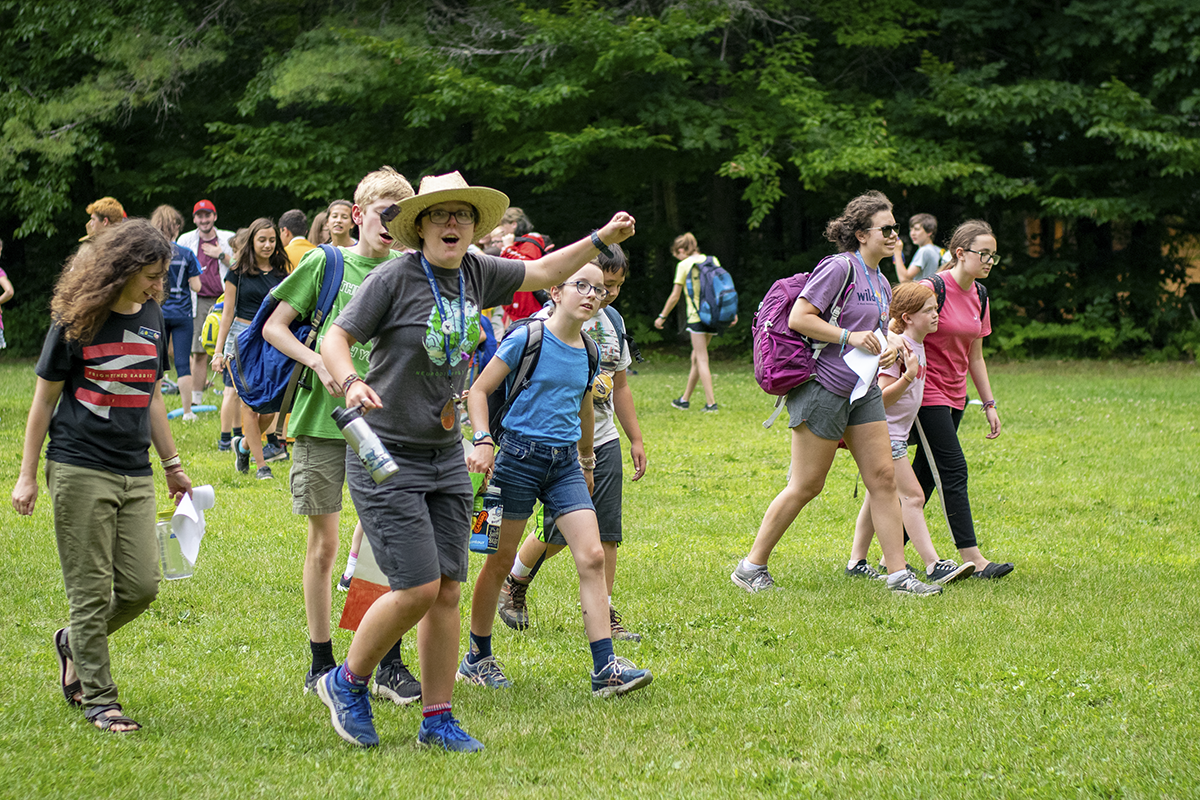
[311,245,345,329]
[583,332,600,389]
[930,273,948,313]
[976,282,989,320]
[488,320,543,432]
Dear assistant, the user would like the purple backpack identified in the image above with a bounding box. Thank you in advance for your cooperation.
[752,254,855,427]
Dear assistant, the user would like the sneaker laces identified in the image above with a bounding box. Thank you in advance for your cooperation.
[431,714,472,742]
[474,655,508,682]
[508,578,529,606]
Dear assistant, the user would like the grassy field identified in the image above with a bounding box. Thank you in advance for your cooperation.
[1,354,1197,799]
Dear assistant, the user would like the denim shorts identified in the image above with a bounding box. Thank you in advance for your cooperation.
[785,380,885,441]
[542,438,622,546]
[492,432,594,521]
[222,318,249,389]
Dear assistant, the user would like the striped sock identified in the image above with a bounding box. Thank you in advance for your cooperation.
[423,703,451,719]
[340,663,369,688]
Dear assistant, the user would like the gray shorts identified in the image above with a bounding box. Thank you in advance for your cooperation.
[290,436,348,515]
[542,438,623,546]
[192,295,218,354]
[345,444,472,591]
[785,380,885,441]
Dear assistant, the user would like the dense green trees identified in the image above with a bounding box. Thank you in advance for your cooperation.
[2,0,1197,357]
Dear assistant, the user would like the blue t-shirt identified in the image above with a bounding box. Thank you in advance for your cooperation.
[163,243,202,320]
[495,325,590,446]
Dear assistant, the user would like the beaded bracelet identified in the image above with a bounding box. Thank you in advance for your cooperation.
[839,328,850,354]
[160,454,182,469]
[590,230,613,258]
[981,399,997,411]
[343,374,361,394]
[579,454,597,470]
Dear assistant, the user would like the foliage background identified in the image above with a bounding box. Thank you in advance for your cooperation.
[2,0,1199,358]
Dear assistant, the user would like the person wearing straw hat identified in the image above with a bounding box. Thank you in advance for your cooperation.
[316,171,635,750]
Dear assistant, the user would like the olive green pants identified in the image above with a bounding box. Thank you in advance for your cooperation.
[47,460,159,710]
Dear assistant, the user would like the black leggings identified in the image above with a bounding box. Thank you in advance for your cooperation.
[910,405,977,551]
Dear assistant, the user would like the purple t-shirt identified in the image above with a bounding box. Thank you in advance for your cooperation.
[800,252,892,398]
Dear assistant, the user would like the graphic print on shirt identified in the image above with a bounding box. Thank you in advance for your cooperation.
[77,328,160,419]
[585,318,620,407]
[423,297,483,367]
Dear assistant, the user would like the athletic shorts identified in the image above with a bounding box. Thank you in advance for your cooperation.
[785,380,885,441]
[491,432,594,522]
[192,295,218,354]
[541,438,622,545]
[345,443,473,591]
[685,321,722,336]
[290,436,348,515]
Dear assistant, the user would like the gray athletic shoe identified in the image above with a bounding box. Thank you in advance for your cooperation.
[731,561,777,593]
[888,569,943,596]
[497,575,530,631]
[926,559,975,585]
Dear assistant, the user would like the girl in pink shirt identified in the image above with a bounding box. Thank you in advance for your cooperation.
[909,220,1012,579]
[846,282,976,584]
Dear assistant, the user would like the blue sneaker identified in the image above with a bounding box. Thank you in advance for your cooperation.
[316,668,378,747]
[591,656,653,698]
[456,654,512,688]
[217,438,232,452]
[262,442,289,462]
[417,711,484,753]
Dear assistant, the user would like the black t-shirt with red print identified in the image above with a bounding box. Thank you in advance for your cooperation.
[36,301,168,476]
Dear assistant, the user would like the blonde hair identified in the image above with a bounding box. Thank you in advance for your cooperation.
[150,205,184,238]
[354,166,414,209]
[672,232,699,257]
[86,197,126,225]
[940,219,994,272]
[889,282,935,333]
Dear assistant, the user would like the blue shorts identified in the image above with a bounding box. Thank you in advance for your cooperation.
[492,432,594,521]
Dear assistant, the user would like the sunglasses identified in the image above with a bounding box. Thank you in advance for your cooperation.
[867,225,900,237]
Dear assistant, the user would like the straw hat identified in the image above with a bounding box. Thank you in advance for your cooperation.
[384,171,509,251]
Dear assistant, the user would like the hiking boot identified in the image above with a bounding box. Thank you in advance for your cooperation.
[456,654,512,688]
[255,465,273,480]
[372,660,421,706]
[262,442,289,462]
[591,656,653,698]
[303,664,335,695]
[337,574,351,592]
[233,436,250,474]
[417,711,484,753]
[609,606,641,642]
[845,559,885,580]
[731,561,777,593]
[887,569,943,596]
[703,402,719,412]
[316,668,378,747]
[927,559,975,585]
[670,397,689,410]
[497,575,529,631]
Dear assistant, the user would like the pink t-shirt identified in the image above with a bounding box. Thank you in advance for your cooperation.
[880,334,925,440]
[920,275,991,409]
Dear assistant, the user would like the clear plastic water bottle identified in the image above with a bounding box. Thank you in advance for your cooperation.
[469,485,503,554]
[331,405,399,484]
[156,510,194,580]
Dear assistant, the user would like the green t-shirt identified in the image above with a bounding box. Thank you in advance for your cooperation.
[271,246,400,440]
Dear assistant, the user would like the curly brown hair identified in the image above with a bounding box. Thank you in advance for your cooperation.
[51,219,171,344]
[824,191,893,252]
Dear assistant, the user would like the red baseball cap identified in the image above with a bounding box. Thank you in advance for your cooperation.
[193,199,217,214]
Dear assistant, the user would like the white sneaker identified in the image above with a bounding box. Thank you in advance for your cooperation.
[182,411,198,422]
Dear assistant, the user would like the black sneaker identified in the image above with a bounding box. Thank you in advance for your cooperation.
[972,562,1015,580]
[304,663,336,695]
[703,402,719,412]
[255,465,273,480]
[926,559,975,585]
[233,436,250,474]
[372,660,421,706]
[845,559,885,580]
[671,397,689,410]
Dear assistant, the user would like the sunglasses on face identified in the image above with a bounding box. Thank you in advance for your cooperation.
[559,280,610,300]
[867,225,900,237]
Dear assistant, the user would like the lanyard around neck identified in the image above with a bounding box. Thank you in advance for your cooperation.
[855,251,886,329]
[419,253,467,377]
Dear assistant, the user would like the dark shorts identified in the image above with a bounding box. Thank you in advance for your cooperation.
[491,432,594,522]
[685,321,722,336]
[345,443,473,591]
[542,438,622,546]
[785,380,885,441]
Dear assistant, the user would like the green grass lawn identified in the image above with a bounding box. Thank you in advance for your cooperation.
[1,354,1197,799]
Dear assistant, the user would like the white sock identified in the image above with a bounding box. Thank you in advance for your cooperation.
[607,595,613,607]
[510,555,533,580]
[192,390,203,405]
[741,558,765,571]
[847,559,860,570]
[343,552,358,579]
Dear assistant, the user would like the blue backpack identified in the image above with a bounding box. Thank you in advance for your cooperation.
[685,255,738,328]
[229,245,345,414]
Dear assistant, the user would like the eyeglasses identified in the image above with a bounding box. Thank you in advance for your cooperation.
[423,208,477,225]
[867,225,900,237]
[559,281,610,300]
[964,248,1002,266]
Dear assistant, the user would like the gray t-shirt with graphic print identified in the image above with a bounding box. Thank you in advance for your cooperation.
[334,250,524,449]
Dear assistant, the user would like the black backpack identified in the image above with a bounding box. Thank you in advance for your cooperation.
[486,318,600,439]
[929,273,988,320]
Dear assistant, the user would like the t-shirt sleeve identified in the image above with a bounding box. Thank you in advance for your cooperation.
[334,264,392,343]
[476,254,526,309]
[495,325,530,372]
[880,360,901,380]
[672,260,692,286]
[35,323,72,382]
[911,245,938,272]
[272,247,325,317]
[800,255,853,315]
[185,249,202,279]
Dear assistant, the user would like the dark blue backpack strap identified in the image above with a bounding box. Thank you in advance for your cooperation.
[311,245,345,329]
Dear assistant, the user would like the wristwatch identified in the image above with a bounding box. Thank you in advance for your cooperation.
[472,430,494,445]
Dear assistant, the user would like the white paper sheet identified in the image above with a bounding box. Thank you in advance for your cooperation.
[171,485,215,565]
[843,330,890,403]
